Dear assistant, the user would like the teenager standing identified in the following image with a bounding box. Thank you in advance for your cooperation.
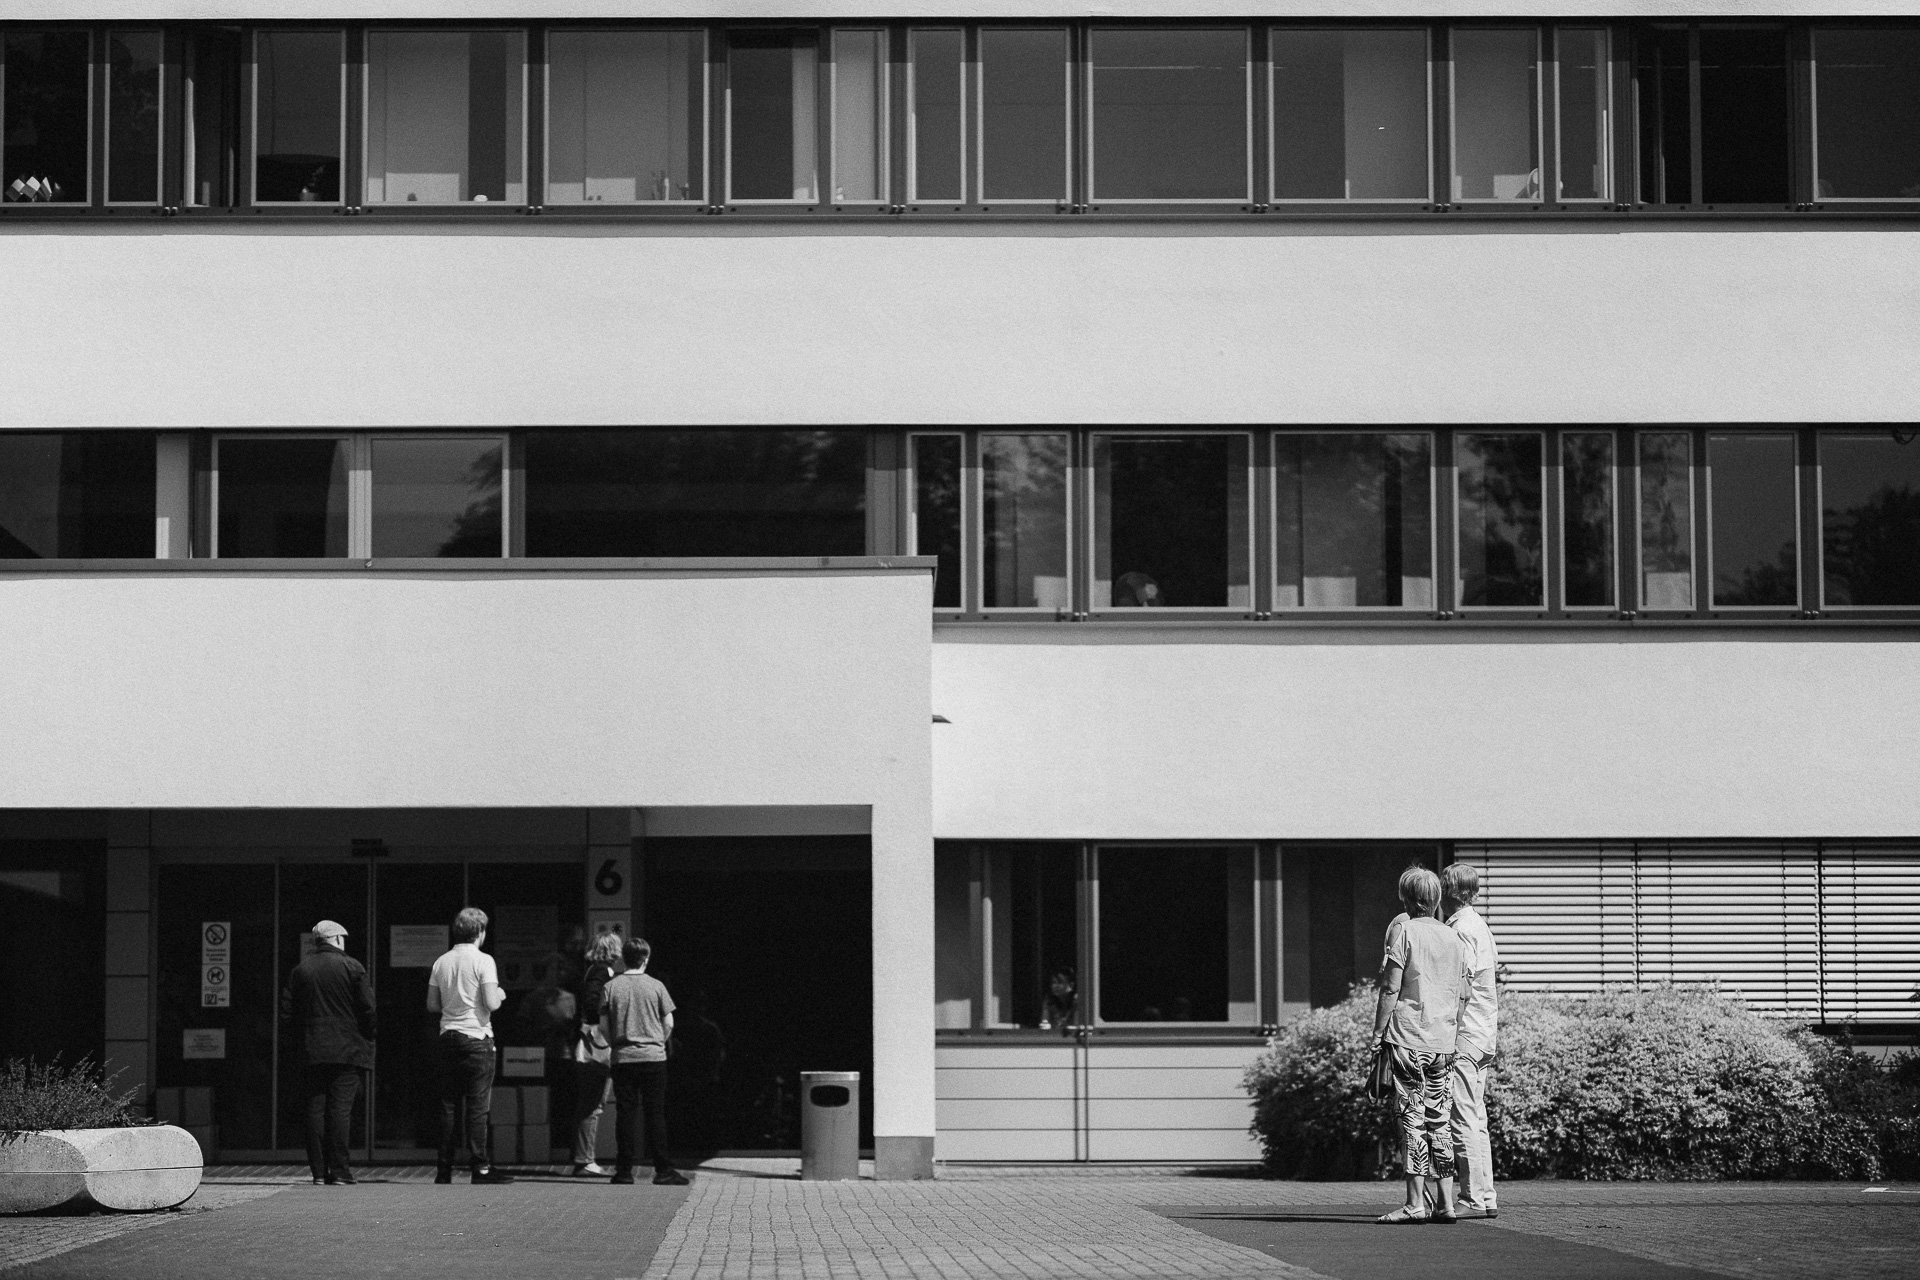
[599,936,689,1185]
[427,907,515,1185]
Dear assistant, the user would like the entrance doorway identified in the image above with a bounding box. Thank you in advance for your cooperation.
[641,836,871,1152]
[156,851,583,1159]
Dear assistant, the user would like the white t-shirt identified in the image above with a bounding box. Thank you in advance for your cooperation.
[429,942,499,1039]
[1449,904,1499,1058]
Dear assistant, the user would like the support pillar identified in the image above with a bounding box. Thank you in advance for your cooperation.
[104,811,153,1108]
[871,799,936,1179]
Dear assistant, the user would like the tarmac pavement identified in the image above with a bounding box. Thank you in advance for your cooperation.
[1,1161,1914,1280]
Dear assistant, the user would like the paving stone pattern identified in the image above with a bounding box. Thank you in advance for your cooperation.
[0,1186,281,1273]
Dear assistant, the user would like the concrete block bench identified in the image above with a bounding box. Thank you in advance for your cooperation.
[0,1125,203,1213]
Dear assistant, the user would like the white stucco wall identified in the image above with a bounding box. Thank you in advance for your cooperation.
[1,223,1915,427]
[0,566,936,1143]
[930,629,1920,841]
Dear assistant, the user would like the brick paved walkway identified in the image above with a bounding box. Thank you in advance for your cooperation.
[3,1163,1915,1280]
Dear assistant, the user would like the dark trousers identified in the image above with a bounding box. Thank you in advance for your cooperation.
[610,1060,675,1176]
[436,1031,496,1173]
[302,1063,361,1181]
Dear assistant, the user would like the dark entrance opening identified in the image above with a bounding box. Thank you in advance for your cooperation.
[641,835,871,1153]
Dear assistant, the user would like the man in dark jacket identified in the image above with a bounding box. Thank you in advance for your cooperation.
[281,919,376,1185]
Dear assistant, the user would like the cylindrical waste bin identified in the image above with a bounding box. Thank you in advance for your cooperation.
[799,1070,860,1181]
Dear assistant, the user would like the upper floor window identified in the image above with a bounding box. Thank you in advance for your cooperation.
[365,29,526,204]
[726,29,886,204]
[546,29,704,204]
[1272,28,1429,202]
[255,30,346,204]
[1813,28,1920,200]
[978,27,1071,203]
[1093,433,1251,609]
[0,432,154,558]
[1274,432,1433,609]
[1636,24,1790,205]
[1090,27,1249,202]
[1820,433,1920,607]
[106,31,163,205]
[2,31,90,204]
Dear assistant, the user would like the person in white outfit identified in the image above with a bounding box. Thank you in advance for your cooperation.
[1443,863,1499,1218]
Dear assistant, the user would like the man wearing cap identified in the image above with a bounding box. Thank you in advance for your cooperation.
[281,920,375,1186]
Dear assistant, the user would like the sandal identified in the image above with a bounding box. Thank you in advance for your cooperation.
[1377,1205,1430,1225]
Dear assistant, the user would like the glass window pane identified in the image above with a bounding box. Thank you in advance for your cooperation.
[910,28,963,202]
[217,438,349,558]
[980,27,1068,202]
[832,29,886,203]
[4,32,91,203]
[1093,434,1250,608]
[1555,27,1610,201]
[371,437,502,558]
[1274,433,1432,609]
[255,30,343,203]
[108,31,163,204]
[1638,431,1694,609]
[911,434,962,609]
[547,30,703,204]
[1098,846,1255,1024]
[983,434,1069,611]
[729,31,818,201]
[1635,26,1691,203]
[0,433,155,559]
[524,430,866,556]
[1709,433,1798,607]
[1090,28,1248,200]
[365,30,526,204]
[1451,29,1539,201]
[1822,433,1920,606]
[1273,29,1429,201]
[1562,432,1616,608]
[933,845,974,1029]
[1457,432,1544,607]
[984,845,1080,1030]
[1700,26,1790,205]
[187,31,241,207]
[1814,28,1920,200]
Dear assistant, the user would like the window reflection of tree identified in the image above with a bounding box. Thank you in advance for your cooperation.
[983,435,1068,608]
[1825,482,1920,606]
[1640,434,1692,576]
[1459,435,1543,606]
[437,445,505,557]
[1279,435,1431,607]
[1562,434,1615,606]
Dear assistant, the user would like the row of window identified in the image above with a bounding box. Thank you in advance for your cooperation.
[913,427,1920,617]
[4,427,1918,618]
[5,21,1920,212]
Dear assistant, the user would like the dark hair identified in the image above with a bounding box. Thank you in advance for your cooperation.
[622,937,652,969]
[452,907,488,944]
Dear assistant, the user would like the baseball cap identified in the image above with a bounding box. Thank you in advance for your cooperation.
[312,919,348,940]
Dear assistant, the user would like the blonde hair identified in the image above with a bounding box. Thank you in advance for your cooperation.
[586,931,624,966]
[1398,866,1442,916]
[1443,862,1481,904]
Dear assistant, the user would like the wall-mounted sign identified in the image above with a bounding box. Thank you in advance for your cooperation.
[492,904,558,990]
[389,924,448,968]
[201,922,232,1008]
[183,1029,226,1059]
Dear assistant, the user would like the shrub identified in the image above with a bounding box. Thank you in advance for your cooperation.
[0,1057,148,1140]
[1244,982,1920,1180]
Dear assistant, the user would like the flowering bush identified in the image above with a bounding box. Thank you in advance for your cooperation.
[1243,982,1920,1180]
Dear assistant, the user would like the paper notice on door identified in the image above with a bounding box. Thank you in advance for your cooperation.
[389,924,449,968]
[183,1029,226,1059]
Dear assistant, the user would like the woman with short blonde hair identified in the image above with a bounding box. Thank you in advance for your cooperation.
[1373,865,1471,1224]
[568,930,624,1175]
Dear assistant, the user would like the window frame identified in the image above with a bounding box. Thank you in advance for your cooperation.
[1088,841,1263,1030]
[1446,25,1544,207]
[0,28,96,211]
[250,26,348,208]
[1268,24,1435,208]
[1086,23,1254,207]
[1815,429,1920,614]
[538,25,710,209]
[1453,428,1549,613]
[973,24,1074,208]
[1087,428,1256,618]
[1270,428,1440,617]
[1553,24,1616,204]
[723,26,823,206]
[209,431,354,560]
[907,429,968,616]
[1808,22,1920,209]
[906,26,963,206]
[1555,428,1623,613]
[103,27,166,208]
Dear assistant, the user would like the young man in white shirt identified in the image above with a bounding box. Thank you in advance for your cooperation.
[427,907,514,1185]
[1443,863,1499,1218]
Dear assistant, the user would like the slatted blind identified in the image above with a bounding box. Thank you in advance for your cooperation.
[1456,843,1919,1024]
[1821,847,1920,1022]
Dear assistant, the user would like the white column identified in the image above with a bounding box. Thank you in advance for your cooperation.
[871,795,936,1179]
[154,435,191,559]
[585,807,636,939]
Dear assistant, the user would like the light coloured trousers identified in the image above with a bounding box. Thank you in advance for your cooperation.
[1451,1052,1496,1209]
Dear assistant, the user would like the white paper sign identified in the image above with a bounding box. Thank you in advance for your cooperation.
[501,1046,546,1078]
[183,1029,226,1059]
[389,924,448,968]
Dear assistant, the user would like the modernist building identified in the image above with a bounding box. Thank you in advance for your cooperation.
[3,2,1919,1176]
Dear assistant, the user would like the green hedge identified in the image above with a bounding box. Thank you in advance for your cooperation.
[1242,983,1920,1180]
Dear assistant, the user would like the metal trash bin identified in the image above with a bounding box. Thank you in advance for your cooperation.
[799,1070,860,1181]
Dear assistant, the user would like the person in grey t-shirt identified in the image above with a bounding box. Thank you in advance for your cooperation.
[598,936,689,1185]
[1372,865,1472,1225]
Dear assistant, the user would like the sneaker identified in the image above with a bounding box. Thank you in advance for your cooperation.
[1454,1203,1498,1219]
[433,1168,453,1185]
[471,1168,516,1185]
[573,1162,606,1177]
[609,1171,636,1185]
[311,1176,326,1186]
[652,1171,690,1186]
[325,1172,356,1186]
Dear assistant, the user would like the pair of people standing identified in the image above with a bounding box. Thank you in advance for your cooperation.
[568,933,687,1185]
[1373,863,1499,1224]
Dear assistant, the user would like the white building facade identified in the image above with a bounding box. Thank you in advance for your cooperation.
[3,2,1918,1173]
